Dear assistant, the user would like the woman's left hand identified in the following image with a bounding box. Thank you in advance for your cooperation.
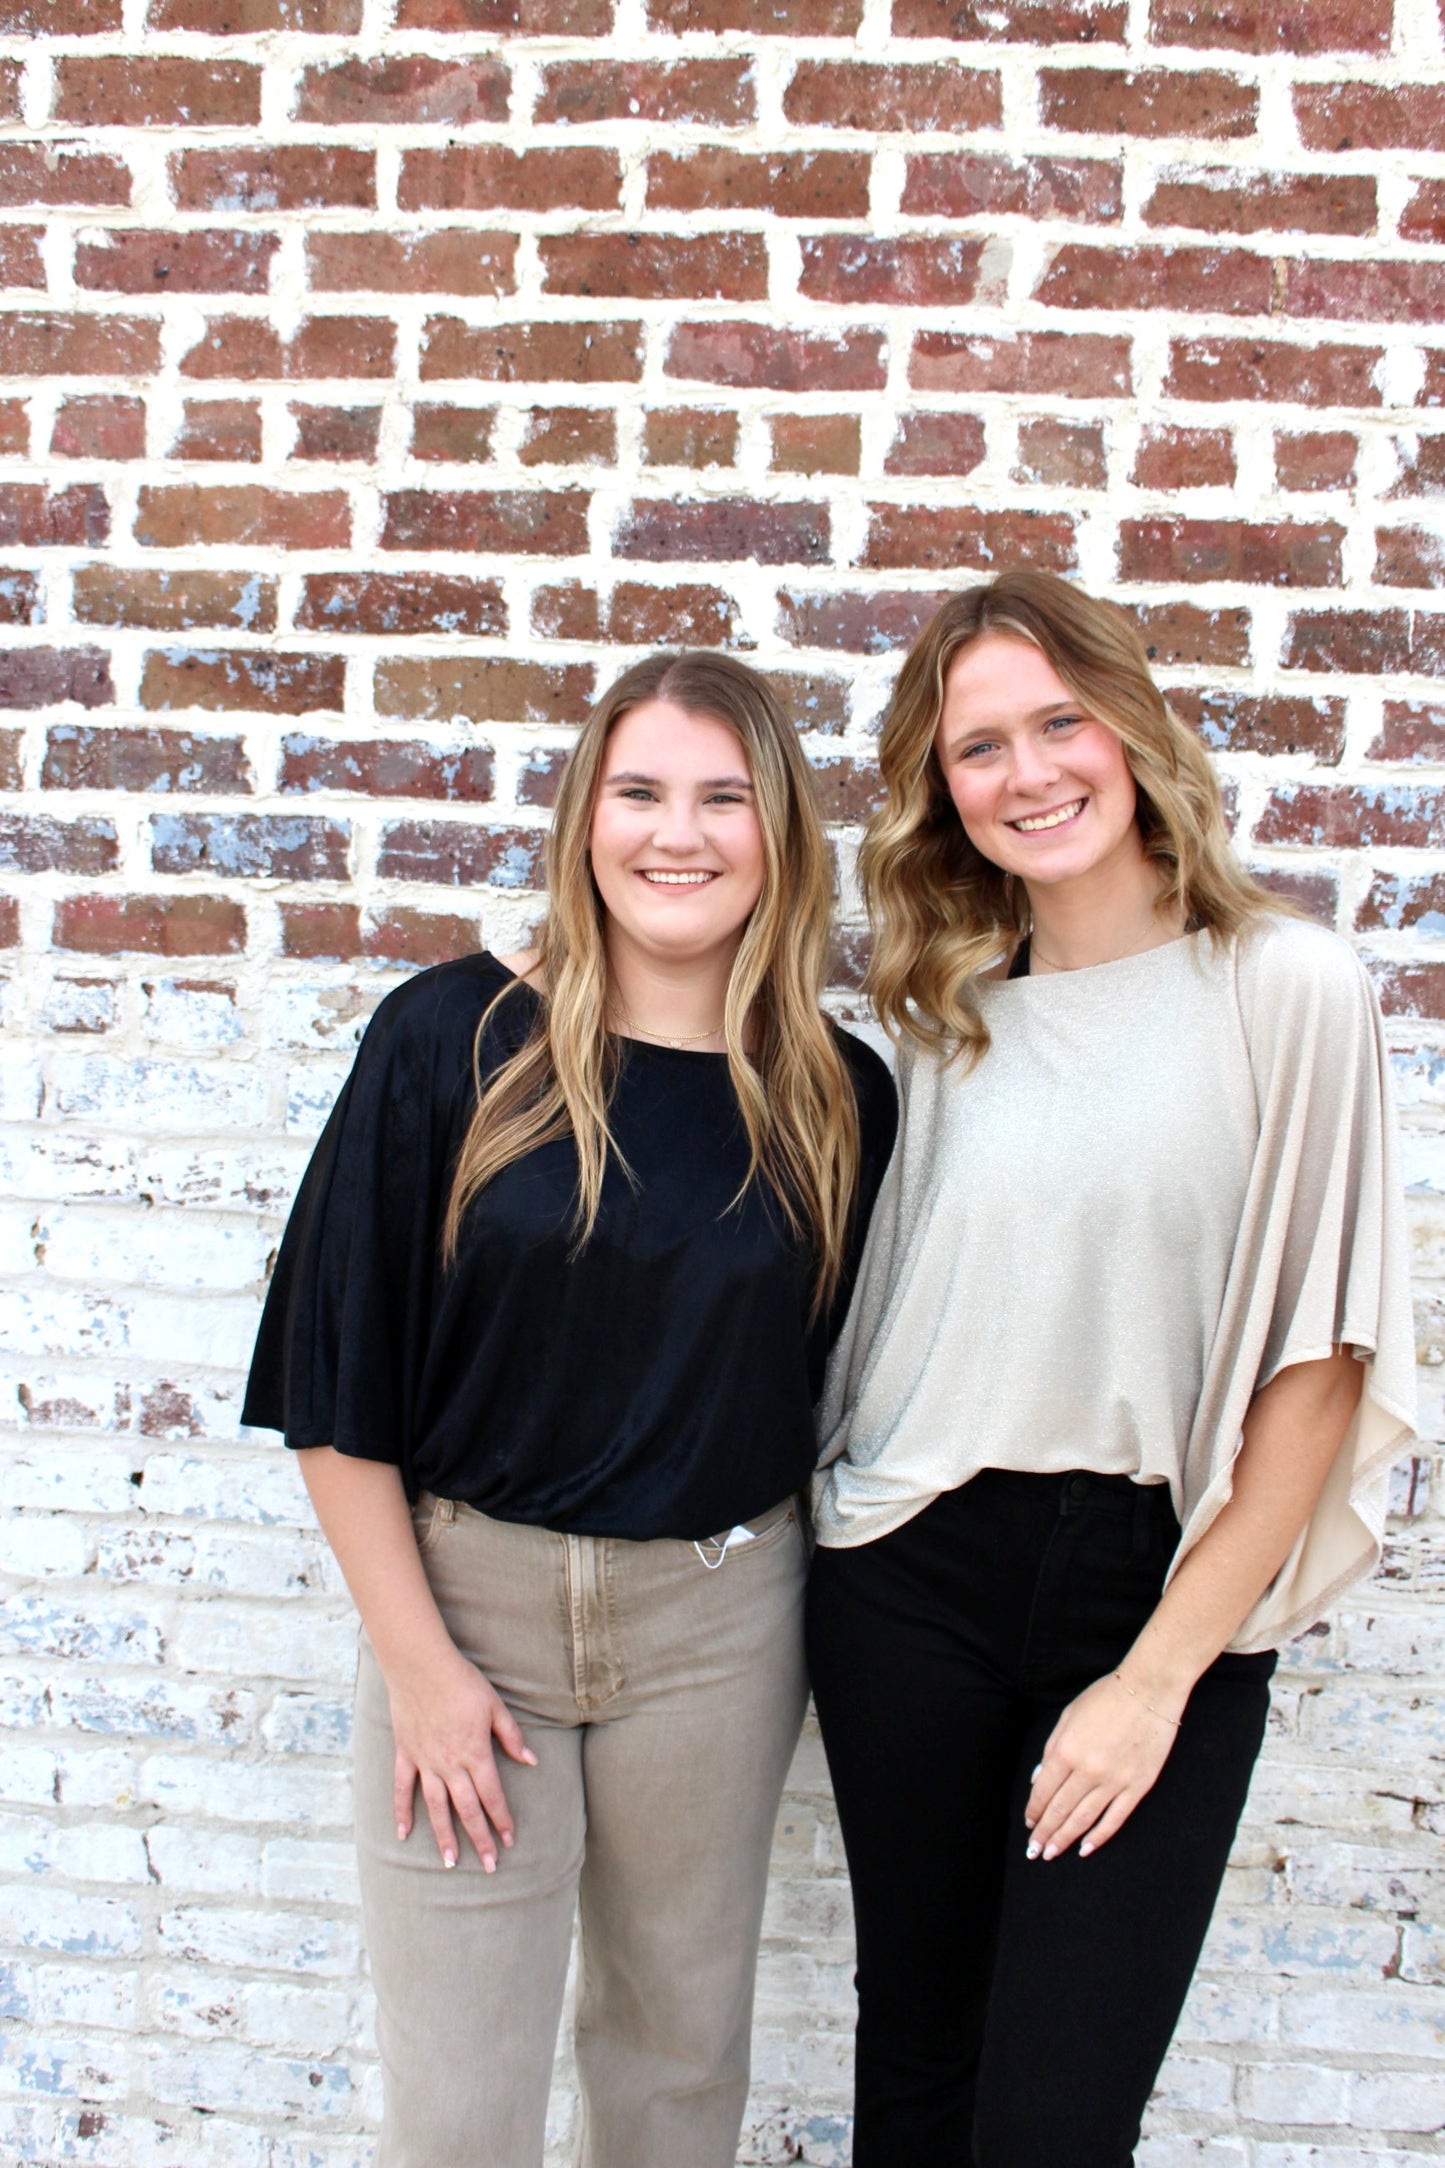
[1024,1672,1183,1862]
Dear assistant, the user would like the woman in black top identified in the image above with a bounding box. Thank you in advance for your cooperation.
[244,651,896,2168]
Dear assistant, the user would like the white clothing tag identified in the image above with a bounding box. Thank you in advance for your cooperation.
[692,1523,759,1571]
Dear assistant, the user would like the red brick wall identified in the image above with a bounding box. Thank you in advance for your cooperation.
[3,0,1443,986]
[5,2,1445,2161]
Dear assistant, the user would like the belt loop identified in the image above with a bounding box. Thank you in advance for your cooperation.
[438,1498,456,1525]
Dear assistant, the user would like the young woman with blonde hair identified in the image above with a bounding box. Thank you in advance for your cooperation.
[244,650,896,2168]
[807,569,1415,2167]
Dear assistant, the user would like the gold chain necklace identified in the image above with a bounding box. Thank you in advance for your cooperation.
[1029,926,1166,974]
[610,1004,724,1050]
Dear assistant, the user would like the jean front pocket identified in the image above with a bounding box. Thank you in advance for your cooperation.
[411,1493,455,1557]
[692,1501,799,1571]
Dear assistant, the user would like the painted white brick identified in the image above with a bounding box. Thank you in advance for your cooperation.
[137,1451,311,1528]
[166,1601,357,1686]
[1339,1607,1445,1675]
[143,1825,265,1899]
[29,1964,142,2034]
[122,1298,265,1373]
[93,1522,336,1600]
[1149,2054,1234,2113]
[0,1514,89,1578]
[38,1210,270,1296]
[1252,2149,1441,2168]
[260,1840,358,1909]
[0,2101,271,2168]
[2,1446,141,1514]
[155,1904,360,1979]
[268,2133,384,2168]
[0,1057,42,1123]
[140,981,245,1052]
[0,1813,150,1887]
[1348,2066,1445,2131]
[1237,2059,1353,2125]
[1280,1987,1445,2060]
[0,1132,137,1204]
[0,1744,63,1808]
[136,1141,310,1216]
[142,2041,358,2120]
[1243,1759,1421,1837]
[1398,1922,1445,1986]
[1299,1682,1445,1767]
[3,1884,143,1960]
[45,1673,257,1748]
[138,1753,351,1832]
[50,1747,143,1813]
[1201,1907,1400,1981]
[47,1057,269,1136]
[0,1593,164,1668]
[1177,1974,1283,2049]
[1285,1838,1443,1916]
[261,1694,352,1757]
[1136,2143,1247,2168]
[0,2031,138,2103]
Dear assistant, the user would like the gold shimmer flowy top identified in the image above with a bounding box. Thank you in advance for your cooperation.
[812,916,1418,1652]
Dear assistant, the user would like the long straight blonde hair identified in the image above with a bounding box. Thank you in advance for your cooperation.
[443,651,861,1311]
[861,569,1281,1059]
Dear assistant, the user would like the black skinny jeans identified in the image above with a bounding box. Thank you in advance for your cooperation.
[806,1469,1275,2168]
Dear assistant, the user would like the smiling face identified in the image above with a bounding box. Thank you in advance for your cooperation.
[588,697,767,971]
[934,631,1146,897]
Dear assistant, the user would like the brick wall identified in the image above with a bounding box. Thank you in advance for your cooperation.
[2,0,1445,2159]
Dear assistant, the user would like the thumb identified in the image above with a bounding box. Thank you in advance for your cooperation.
[492,1701,538,1768]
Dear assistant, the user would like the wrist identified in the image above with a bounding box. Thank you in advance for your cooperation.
[1111,1668,1184,1729]
[1115,1640,1203,1718]
[373,1614,464,1697]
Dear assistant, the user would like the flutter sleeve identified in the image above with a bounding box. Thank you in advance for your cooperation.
[241,971,463,1475]
[1180,918,1418,1651]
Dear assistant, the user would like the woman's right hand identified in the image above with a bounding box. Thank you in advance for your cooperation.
[387,1645,538,1871]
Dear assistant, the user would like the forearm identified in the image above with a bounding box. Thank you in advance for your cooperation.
[1122,1350,1364,1712]
[298,1446,457,1689]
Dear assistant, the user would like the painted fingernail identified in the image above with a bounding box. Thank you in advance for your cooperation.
[443,1851,457,1870]
[483,1855,496,1874]
[1026,1840,1040,1861]
[1080,1840,1094,1858]
[396,1824,407,1844]
[1043,1843,1058,1862]
[1030,1764,1042,1783]
[501,1831,514,1848]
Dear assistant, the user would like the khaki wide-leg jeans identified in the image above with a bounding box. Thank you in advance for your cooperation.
[353,1493,809,2168]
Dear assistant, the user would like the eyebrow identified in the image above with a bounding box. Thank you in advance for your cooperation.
[604,770,754,789]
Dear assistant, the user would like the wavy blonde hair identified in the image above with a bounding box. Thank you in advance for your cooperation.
[443,650,860,1311]
[861,569,1281,1059]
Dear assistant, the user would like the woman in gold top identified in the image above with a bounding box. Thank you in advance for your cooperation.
[808,570,1415,2167]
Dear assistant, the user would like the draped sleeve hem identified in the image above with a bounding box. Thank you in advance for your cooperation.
[1166,918,1419,1652]
[1179,1357,1414,1657]
[240,952,512,1475]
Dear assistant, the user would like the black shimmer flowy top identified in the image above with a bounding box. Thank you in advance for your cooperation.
[242,953,898,1541]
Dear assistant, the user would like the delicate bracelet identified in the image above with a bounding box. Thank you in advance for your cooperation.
[1113,1671,1182,1730]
